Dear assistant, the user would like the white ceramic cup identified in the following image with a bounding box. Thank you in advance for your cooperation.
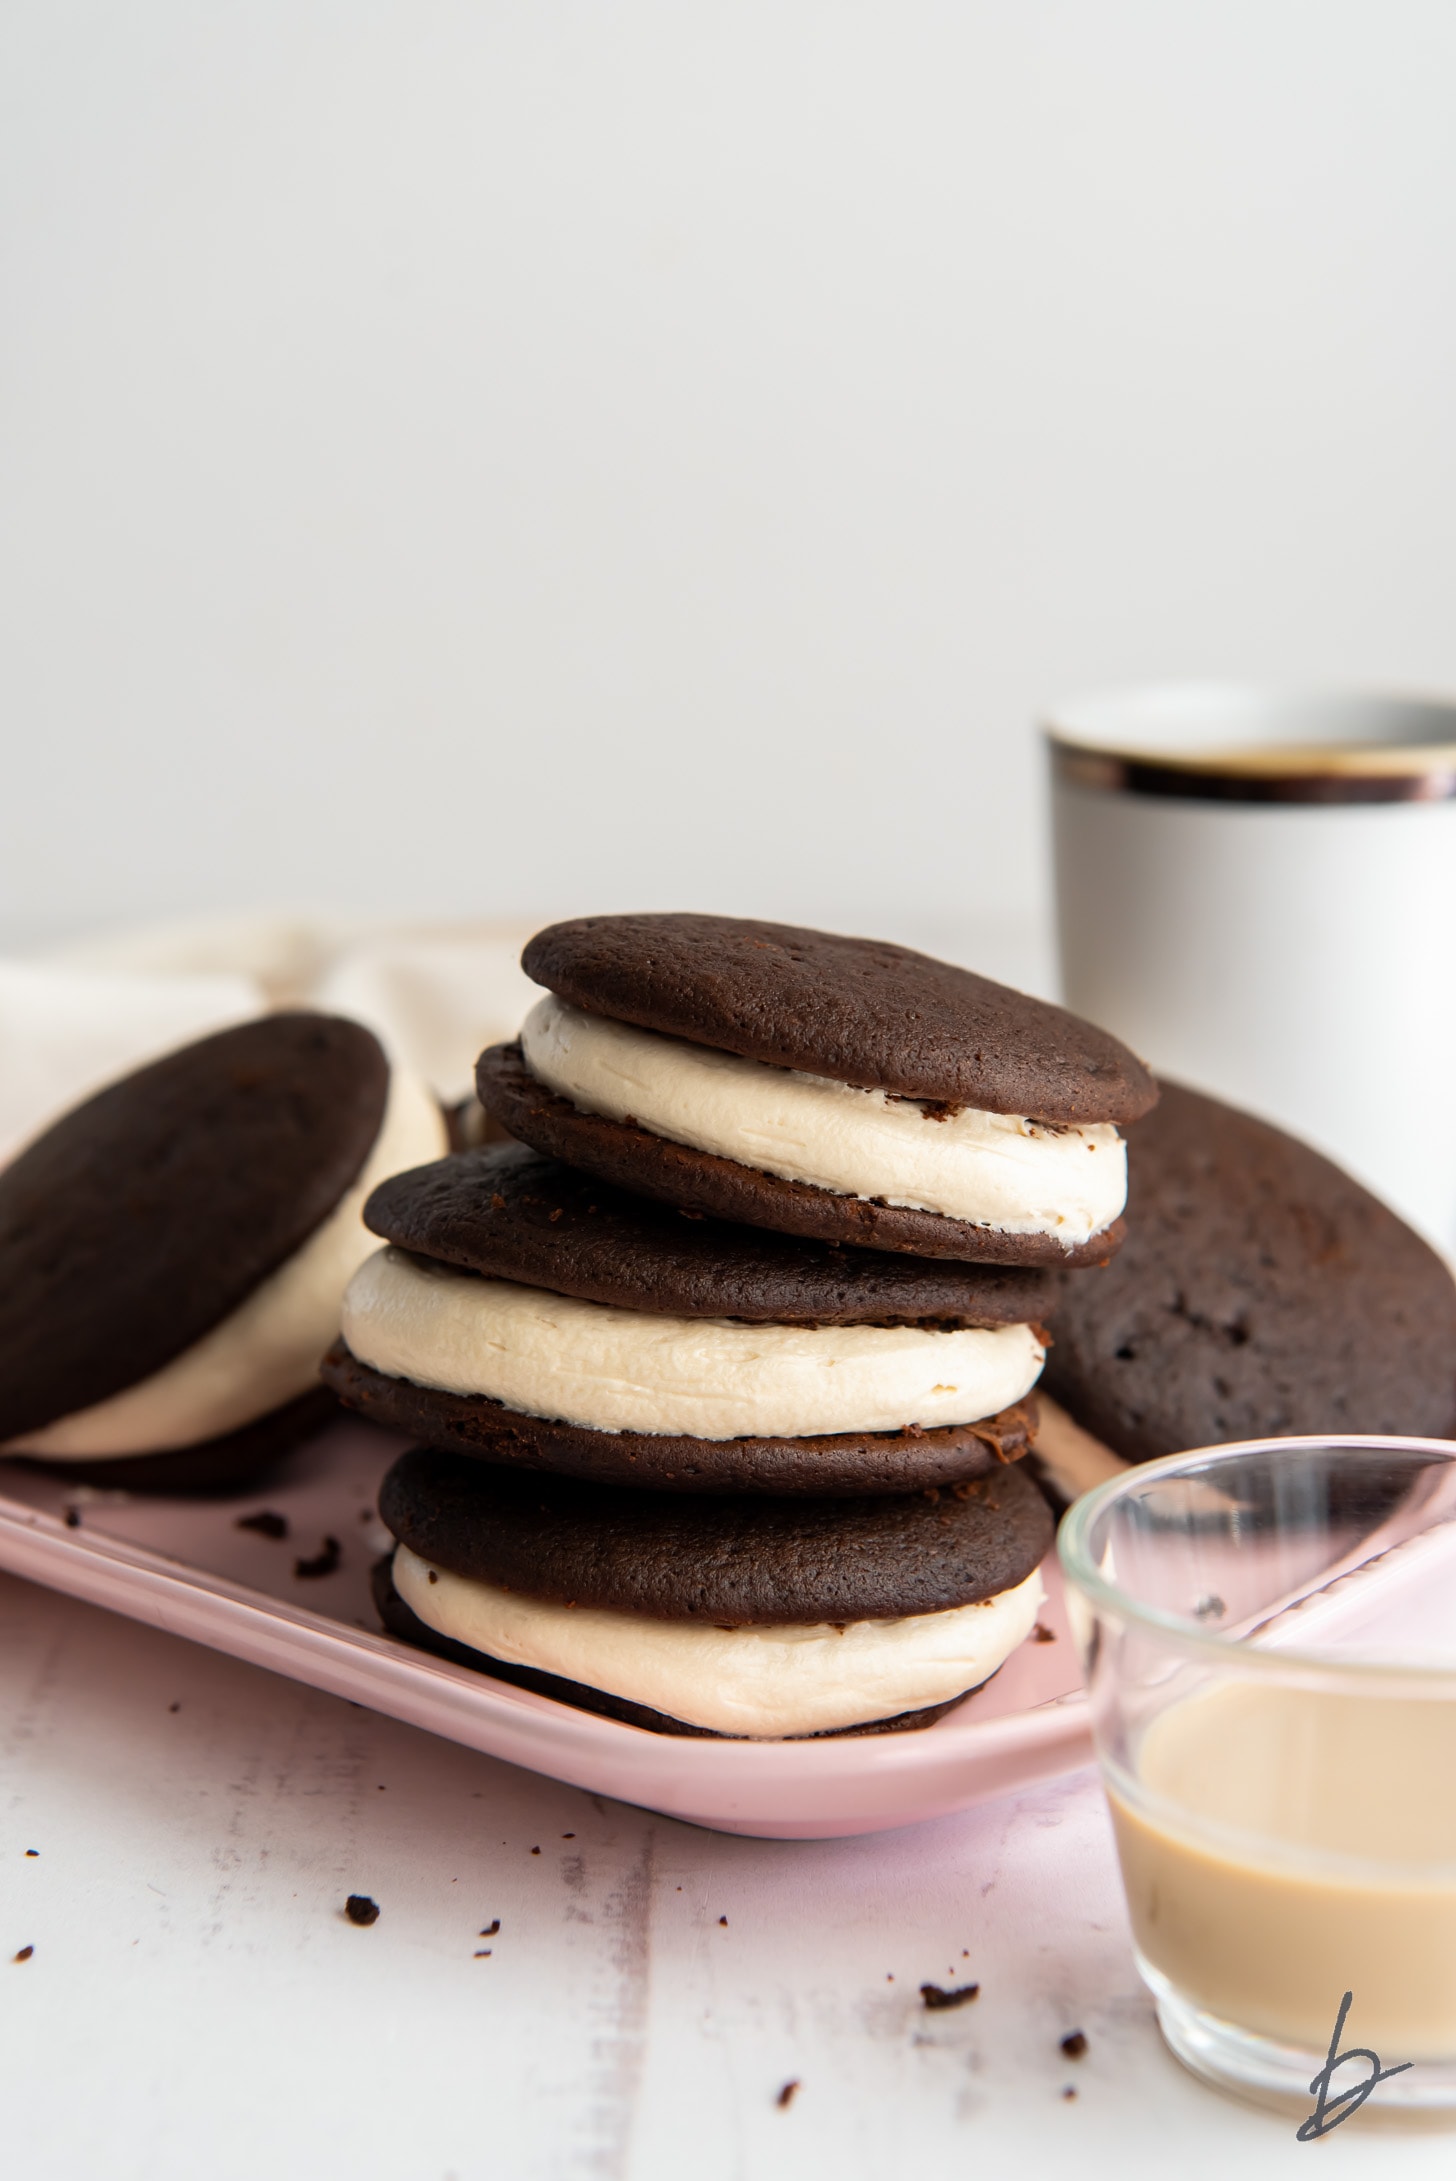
[1047,683,1456,1253]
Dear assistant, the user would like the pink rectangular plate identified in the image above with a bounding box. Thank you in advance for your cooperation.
[0,1420,1092,1838]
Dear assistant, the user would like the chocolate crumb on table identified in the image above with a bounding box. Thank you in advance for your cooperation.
[25,1850,38,1858]
[921,1981,980,2010]
[776,2081,800,2110]
[235,1509,289,1540]
[1060,2030,1088,2058]
[13,1946,34,1962]
[344,1895,380,1927]
[294,1536,342,1579]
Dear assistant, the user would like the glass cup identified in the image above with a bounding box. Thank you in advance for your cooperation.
[1059,1436,1456,2112]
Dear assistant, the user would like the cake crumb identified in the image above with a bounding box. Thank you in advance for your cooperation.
[1062,2085,1078,2101]
[13,1946,34,1963]
[24,1850,38,1858]
[1060,2031,1088,2058]
[921,1981,980,2011]
[480,1921,500,1937]
[295,1537,342,1579]
[168,1702,181,1714]
[344,1895,380,1927]
[63,1508,81,1528]
[530,1846,540,1855]
[776,2080,800,2110]
[718,1916,728,1927]
[1032,1622,1057,1643]
[235,1510,288,1540]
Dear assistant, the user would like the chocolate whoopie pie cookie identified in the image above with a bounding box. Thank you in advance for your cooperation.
[372,1446,1054,1738]
[322,1142,1048,1494]
[477,914,1156,1266]
[0,1012,446,1489]
[1039,1080,1456,1468]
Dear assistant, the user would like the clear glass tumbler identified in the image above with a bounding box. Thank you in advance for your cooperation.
[1059,1436,1456,2112]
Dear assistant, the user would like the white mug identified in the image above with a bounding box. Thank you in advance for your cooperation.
[1047,683,1456,1253]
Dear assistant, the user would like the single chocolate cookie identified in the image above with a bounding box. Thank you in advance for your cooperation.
[370,1557,967,1739]
[377,1444,1052,1623]
[477,1044,1126,1269]
[0,1013,389,1441]
[1041,1081,1456,1461]
[364,1142,1053,1324]
[322,1338,1036,1494]
[522,914,1157,1121]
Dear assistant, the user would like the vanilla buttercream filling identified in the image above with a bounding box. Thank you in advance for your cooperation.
[342,1246,1045,1438]
[7,1065,449,1459]
[393,1544,1046,1736]
[518,995,1125,1244]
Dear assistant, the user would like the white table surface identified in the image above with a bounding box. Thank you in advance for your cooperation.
[4,1567,1448,2180]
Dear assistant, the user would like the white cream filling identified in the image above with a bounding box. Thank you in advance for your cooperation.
[519,994,1125,1244]
[7,1066,448,1460]
[342,1247,1045,1438]
[394,1544,1046,1737]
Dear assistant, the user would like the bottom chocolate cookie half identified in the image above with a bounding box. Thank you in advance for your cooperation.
[322,1340,1037,1497]
[9,1384,340,1494]
[371,1558,970,1740]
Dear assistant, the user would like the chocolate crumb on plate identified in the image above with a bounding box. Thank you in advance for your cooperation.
[24,1850,38,1858]
[1060,2030,1088,2058]
[13,1946,34,1962]
[1032,1622,1057,1643]
[295,1536,342,1579]
[776,2081,800,2110]
[235,1509,289,1540]
[63,1509,80,1529]
[344,1894,380,1927]
[718,1916,728,1927]
[921,1981,980,2010]
[480,1921,500,1937]
[1062,2086,1078,2101]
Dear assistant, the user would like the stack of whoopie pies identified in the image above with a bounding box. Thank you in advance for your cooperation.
[0,1014,447,1490]
[324,914,1158,1739]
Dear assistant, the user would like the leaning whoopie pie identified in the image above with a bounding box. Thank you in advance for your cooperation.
[0,1012,447,1489]
[372,1445,1054,1738]
[1034,1079,1456,1501]
[322,1142,1048,1495]
[476,914,1157,1267]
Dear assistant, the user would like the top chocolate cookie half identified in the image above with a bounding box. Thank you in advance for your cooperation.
[365,1143,1052,1326]
[1041,1080,1456,1461]
[0,1012,389,1441]
[523,914,1157,1121]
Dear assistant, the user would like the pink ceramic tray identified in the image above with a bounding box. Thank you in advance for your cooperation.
[0,1419,1092,1839]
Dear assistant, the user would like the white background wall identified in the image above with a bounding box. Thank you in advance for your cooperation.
[3,2,1455,952]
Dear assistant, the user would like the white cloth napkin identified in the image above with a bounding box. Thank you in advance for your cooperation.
[3,913,544,1165]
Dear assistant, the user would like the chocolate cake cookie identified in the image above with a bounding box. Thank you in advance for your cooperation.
[372,1445,1054,1737]
[0,1012,447,1487]
[477,914,1156,1265]
[1040,1080,1456,1469]
[322,1142,1048,1494]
